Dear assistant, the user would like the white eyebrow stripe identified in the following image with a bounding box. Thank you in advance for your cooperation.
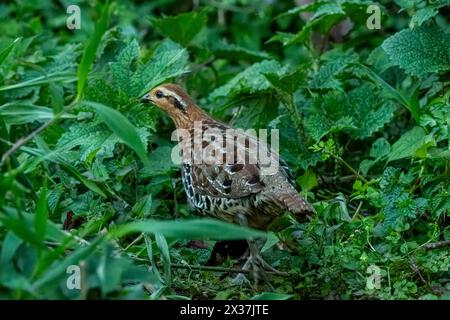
[159,88,187,109]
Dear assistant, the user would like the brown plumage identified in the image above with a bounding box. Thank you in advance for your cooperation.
[141,83,315,231]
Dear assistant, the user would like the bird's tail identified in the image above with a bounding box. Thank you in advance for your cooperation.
[281,190,315,221]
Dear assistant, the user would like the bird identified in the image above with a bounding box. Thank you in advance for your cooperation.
[140,83,315,284]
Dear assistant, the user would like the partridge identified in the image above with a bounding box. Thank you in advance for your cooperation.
[141,83,315,282]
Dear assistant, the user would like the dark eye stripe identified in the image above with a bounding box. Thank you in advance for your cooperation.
[174,98,186,111]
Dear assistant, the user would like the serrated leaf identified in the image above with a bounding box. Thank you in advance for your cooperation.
[137,40,189,96]
[382,25,450,77]
[110,39,140,95]
[209,60,287,100]
[150,10,208,46]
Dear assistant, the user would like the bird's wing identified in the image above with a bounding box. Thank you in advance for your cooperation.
[188,162,264,198]
[184,126,268,199]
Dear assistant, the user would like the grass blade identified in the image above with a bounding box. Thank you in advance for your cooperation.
[76,1,112,100]
[111,218,265,240]
[84,101,149,166]
[0,37,21,64]
[35,184,48,243]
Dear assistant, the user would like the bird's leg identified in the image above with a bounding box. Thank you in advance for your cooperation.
[231,214,285,287]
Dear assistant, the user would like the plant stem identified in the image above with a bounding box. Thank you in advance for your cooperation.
[170,263,288,275]
[332,154,369,183]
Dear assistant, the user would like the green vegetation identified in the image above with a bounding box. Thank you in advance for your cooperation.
[0,0,449,300]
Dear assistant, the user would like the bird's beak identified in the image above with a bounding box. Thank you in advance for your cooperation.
[140,93,152,104]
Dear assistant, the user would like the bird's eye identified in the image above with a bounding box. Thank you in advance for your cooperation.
[155,90,164,99]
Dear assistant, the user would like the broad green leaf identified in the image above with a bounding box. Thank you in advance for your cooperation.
[111,218,265,240]
[304,84,396,141]
[297,168,318,192]
[388,126,426,162]
[110,39,189,98]
[137,40,190,96]
[382,25,450,77]
[76,1,112,100]
[150,10,208,46]
[209,60,288,100]
[110,39,140,95]
[140,146,178,178]
[210,41,271,62]
[84,101,149,166]
[358,64,420,122]
[410,7,439,26]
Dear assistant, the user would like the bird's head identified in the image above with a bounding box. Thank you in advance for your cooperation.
[140,83,203,128]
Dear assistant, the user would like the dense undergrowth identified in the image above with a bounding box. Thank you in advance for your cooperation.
[0,0,449,299]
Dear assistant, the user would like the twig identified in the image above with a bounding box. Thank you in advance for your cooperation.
[352,201,363,221]
[409,258,427,284]
[423,240,450,250]
[332,155,369,183]
[124,233,144,251]
[170,263,288,276]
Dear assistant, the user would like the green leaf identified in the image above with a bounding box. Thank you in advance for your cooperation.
[382,25,450,77]
[410,7,439,27]
[297,168,318,192]
[155,233,171,285]
[32,237,105,291]
[35,185,48,243]
[140,146,178,178]
[111,218,265,240]
[251,292,293,300]
[20,144,107,198]
[150,10,208,46]
[388,126,426,162]
[137,40,190,97]
[110,39,140,96]
[0,102,75,125]
[0,71,76,92]
[76,1,112,100]
[0,37,21,64]
[84,101,149,166]
[358,64,420,122]
[210,41,271,62]
[209,60,287,100]
[360,138,391,175]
